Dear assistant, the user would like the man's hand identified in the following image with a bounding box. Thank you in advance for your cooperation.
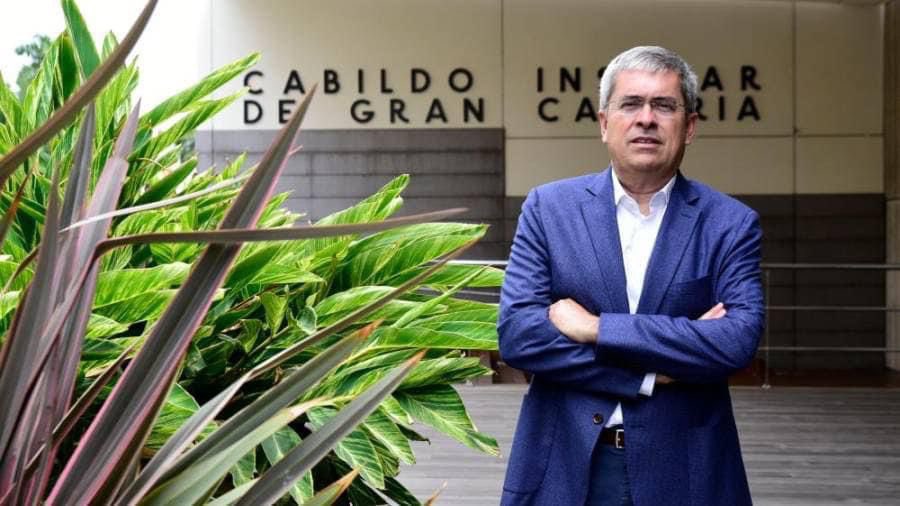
[548,298,599,344]
[699,302,727,320]
[655,302,728,385]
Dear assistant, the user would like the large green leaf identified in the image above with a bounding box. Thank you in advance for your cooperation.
[366,429,400,479]
[399,356,492,390]
[149,328,366,494]
[133,157,198,205]
[370,324,497,351]
[309,406,385,488]
[142,53,260,128]
[315,286,427,327]
[62,0,100,77]
[0,257,33,291]
[260,291,288,334]
[131,91,242,164]
[231,447,256,487]
[92,288,195,325]
[56,33,80,101]
[83,314,129,341]
[226,243,291,288]
[261,427,314,504]
[363,408,415,465]
[0,70,25,135]
[235,352,425,505]
[22,39,57,130]
[333,223,487,289]
[142,400,325,506]
[93,262,190,306]
[416,263,504,288]
[310,350,417,400]
[379,397,413,426]
[394,385,498,456]
[302,175,408,258]
[146,383,201,450]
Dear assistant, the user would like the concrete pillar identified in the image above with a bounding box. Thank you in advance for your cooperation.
[885,1,900,371]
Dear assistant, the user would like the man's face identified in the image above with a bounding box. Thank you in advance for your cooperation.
[598,69,698,178]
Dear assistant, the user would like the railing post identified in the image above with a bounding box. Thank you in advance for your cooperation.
[763,269,772,389]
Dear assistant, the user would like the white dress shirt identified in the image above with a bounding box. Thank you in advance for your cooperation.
[605,170,676,428]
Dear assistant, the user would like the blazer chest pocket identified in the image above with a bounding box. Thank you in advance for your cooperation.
[665,275,713,319]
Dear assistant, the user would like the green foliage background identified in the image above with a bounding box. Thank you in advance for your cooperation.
[0,3,502,504]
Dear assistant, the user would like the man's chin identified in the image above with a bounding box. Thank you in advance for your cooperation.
[617,159,675,176]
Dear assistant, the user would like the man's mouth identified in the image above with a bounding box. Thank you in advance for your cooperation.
[630,137,661,145]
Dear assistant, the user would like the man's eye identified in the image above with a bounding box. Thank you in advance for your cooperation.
[652,99,678,113]
[652,100,676,113]
[620,99,642,110]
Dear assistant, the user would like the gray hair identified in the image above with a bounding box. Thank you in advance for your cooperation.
[598,46,699,114]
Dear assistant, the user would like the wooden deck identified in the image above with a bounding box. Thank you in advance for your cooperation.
[398,386,900,505]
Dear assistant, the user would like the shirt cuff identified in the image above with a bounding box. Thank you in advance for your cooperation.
[639,373,656,396]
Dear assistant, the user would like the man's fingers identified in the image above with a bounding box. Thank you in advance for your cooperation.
[656,374,675,385]
[699,302,726,320]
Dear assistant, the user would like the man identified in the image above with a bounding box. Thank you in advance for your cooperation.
[498,46,764,505]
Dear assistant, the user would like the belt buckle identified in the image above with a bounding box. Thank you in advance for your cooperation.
[614,428,625,449]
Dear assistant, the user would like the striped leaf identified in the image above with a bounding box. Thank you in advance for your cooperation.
[261,427,313,505]
[230,447,256,487]
[234,352,426,505]
[362,408,415,465]
[142,53,260,128]
[315,286,425,327]
[415,263,505,288]
[333,223,486,289]
[144,328,367,495]
[308,407,385,488]
[93,263,190,306]
[394,385,499,456]
[141,400,325,506]
[62,0,100,77]
[146,383,202,451]
[370,325,497,351]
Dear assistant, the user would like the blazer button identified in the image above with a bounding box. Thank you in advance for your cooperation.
[592,413,604,425]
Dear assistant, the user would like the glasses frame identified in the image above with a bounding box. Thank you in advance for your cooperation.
[609,96,686,118]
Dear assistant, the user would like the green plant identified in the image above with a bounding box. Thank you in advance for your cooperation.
[0,0,500,504]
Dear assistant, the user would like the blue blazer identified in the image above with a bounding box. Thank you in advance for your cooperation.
[498,168,764,505]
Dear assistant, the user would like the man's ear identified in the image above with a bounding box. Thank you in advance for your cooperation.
[684,112,699,145]
[598,109,609,143]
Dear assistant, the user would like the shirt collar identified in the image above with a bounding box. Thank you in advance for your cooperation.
[611,169,677,209]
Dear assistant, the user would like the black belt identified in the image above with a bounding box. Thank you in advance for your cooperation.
[599,426,625,449]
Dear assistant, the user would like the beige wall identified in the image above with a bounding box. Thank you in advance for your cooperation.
[167,0,883,197]
[208,0,503,130]
[505,0,883,196]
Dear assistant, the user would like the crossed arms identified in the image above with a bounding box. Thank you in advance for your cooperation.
[497,190,765,396]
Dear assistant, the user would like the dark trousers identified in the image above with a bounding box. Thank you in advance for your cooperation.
[585,440,634,506]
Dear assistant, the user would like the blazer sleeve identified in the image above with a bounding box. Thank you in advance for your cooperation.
[498,189,645,398]
[596,209,765,383]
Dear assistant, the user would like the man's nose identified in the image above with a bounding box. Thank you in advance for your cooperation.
[635,102,657,128]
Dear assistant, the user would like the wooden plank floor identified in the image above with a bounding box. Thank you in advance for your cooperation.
[398,386,900,505]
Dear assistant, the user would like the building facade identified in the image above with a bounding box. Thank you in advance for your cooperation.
[166,0,891,371]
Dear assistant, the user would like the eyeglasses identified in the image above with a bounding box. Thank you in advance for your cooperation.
[610,97,684,117]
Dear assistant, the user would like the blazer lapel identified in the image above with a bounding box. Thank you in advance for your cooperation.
[636,172,701,314]
[580,169,629,314]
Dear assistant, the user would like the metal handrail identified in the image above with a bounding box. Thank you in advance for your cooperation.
[450,260,900,388]
[451,260,900,270]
